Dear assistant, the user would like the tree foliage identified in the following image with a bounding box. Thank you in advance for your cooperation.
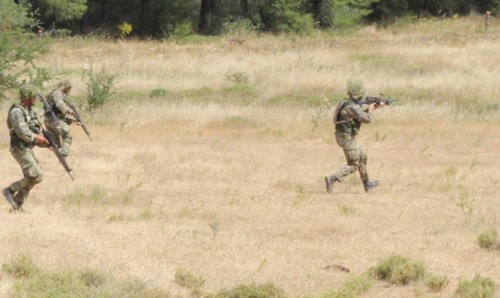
[3,0,500,40]
[0,0,48,98]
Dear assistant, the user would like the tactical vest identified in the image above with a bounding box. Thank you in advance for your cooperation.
[44,89,65,119]
[7,104,40,149]
[333,99,361,135]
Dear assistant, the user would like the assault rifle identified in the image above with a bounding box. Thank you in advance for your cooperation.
[37,94,74,180]
[357,95,399,107]
[63,98,93,142]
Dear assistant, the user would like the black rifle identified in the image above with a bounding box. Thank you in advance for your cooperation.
[63,98,93,142]
[357,96,399,107]
[37,94,74,180]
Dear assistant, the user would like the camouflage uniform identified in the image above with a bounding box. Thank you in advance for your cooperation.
[325,81,379,193]
[44,80,75,157]
[2,85,44,210]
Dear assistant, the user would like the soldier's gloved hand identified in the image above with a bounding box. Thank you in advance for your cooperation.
[34,134,49,146]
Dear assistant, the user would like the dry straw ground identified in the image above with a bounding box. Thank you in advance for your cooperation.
[0,16,499,297]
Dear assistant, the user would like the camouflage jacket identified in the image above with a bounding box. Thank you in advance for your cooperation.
[7,103,41,149]
[333,99,373,135]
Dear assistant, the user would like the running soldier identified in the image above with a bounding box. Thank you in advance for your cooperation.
[44,80,79,158]
[2,84,49,212]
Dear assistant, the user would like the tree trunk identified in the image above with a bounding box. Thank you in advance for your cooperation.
[99,0,107,26]
[140,0,150,37]
[240,0,249,18]
[199,0,221,34]
[312,0,332,29]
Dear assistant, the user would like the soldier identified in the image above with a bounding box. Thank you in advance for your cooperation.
[44,79,79,158]
[2,84,49,212]
[324,80,385,194]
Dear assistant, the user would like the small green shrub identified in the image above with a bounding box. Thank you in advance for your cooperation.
[3,255,170,297]
[2,254,40,279]
[318,273,373,298]
[65,185,108,205]
[456,275,496,298]
[214,282,286,298]
[175,268,205,298]
[425,274,449,292]
[372,255,425,285]
[149,88,170,97]
[118,22,133,38]
[82,65,116,111]
[477,229,498,250]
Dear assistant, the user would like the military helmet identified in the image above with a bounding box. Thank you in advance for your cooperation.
[58,79,72,90]
[347,80,364,98]
[19,84,39,99]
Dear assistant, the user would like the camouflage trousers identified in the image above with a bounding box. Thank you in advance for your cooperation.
[46,119,72,157]
[331,132,369,184]
[7,147,43,206]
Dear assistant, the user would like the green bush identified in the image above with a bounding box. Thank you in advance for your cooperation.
[3,254,170,298]
[456,275,496,298]
[259,0,315,34]
[425,274,449,292]
[214,282,287,298]
[149,88,170,98]
[316,273,373,298]
[2,254,40,279]
[175,268,206,297]
[477,229,498,250]
[82,66,116,111]
[372,255,425,285]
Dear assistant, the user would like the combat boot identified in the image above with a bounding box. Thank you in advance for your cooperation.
[2,188,16,209]
[364,180,379,192]
[324,176,337,194]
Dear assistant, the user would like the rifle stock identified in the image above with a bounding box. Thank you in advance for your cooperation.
[37,94,74,180]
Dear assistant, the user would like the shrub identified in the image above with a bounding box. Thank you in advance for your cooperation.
[372,255,425,285]
[2,254,40,279]
[82,66,116,111]
[118,22,133,38]
[175,268,205,297]
[425,274,449,292]
[456,275,496,298]
[477,229,498,250]
[149,88,170,98]
[3,255,170,297]
[214,282,287,298]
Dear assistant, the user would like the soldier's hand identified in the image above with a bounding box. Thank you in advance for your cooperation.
[34,134,49,146]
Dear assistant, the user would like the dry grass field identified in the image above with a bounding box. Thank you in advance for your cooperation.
[0,16,499,297]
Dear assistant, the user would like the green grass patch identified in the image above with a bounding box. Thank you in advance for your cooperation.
[3,254,170,298]
[349,54,399,67]
[456,275,496,298]
[371,255,426,285]
[425,273,450,292]
[209,116,261,129]
[2,254,41,279]
[214,282,287,298]
[477,229,499,251]
[174,268,206,298]
[314,273,373,298]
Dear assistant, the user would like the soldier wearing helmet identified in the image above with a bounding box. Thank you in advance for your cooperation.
[2,84,50,212]
[324,80,385,194]
[44,79,79,157]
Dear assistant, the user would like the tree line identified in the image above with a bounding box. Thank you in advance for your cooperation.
[15,0,500,38]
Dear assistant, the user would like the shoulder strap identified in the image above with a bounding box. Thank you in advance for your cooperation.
[333,99,355,125]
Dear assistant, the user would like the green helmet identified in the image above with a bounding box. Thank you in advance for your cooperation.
[19,84,39,99]
[347,80,364,98]
[58,79,72,90]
